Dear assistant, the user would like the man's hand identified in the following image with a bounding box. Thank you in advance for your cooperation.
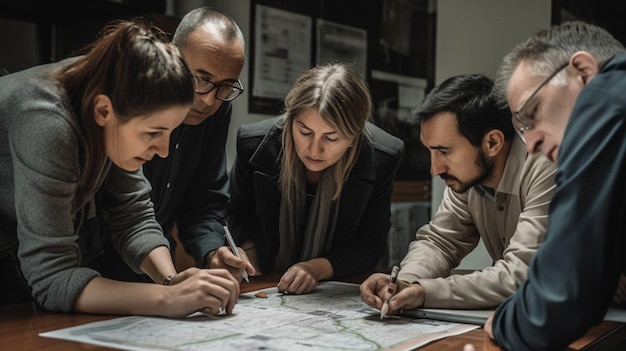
[463,311,498,351]
[206,246,255,282]
[484,312,495,339]
[360,272,425,316]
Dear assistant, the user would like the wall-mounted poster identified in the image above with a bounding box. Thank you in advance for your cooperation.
[251,4,312,113]
[316,19,367,78]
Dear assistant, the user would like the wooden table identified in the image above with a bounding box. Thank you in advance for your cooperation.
[1,275,625,351]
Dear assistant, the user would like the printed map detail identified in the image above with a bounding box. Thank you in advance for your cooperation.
[40,282,478,351]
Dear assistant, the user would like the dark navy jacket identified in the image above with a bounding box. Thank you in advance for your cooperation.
[493,53,626,350]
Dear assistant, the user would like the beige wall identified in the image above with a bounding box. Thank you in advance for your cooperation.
[436,0,551,269]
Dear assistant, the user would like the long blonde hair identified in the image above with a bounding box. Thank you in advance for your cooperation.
[279,62,372,204]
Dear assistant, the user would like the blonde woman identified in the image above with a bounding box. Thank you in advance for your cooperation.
[227,62,404,294]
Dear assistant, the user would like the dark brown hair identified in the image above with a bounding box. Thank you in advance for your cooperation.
[57,18,194,194]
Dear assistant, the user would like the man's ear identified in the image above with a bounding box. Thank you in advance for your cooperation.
[93,94,113,127]
[570,51,599,85]
[482,129,505,157]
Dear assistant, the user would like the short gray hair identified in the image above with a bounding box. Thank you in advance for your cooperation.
[172,7,245,49]
[495,21,625,108]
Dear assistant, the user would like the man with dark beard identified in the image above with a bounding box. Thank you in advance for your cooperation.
[360,74,557,311]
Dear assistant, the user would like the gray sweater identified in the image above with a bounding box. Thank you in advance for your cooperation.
[0,59,169,312]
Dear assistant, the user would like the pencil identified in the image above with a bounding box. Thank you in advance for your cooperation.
[223,225,250,283]
[380,265,400,319]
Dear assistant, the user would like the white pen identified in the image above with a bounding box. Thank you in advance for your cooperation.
[223,225,249,283]
[380,265,400,319]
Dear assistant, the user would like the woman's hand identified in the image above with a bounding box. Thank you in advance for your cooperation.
[277,264,317,294]
[276,258,333,295]
[74,267,239,318]
[163,267,240,317]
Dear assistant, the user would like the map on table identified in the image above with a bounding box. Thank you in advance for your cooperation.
[40,281,478,351]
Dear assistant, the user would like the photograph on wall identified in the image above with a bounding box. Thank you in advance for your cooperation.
[315,19,367,78]
[250,4,312,114]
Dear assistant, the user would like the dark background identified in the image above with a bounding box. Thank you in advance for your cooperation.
[1,0,624,183]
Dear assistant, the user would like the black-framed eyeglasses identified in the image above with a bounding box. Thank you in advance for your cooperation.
[512,63,568,139]
[192,75,244,102]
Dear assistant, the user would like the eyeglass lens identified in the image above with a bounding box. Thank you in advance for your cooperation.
[194,76,243,101]
[511,63,568,140]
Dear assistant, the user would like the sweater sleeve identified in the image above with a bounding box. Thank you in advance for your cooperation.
[10,110,100,312]
[100,165,169,273]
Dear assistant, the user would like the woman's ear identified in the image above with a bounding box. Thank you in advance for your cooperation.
[93,94,113,127]
[482,129,505,157]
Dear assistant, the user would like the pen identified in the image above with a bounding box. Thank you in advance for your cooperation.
[223,225,249,283]
[380,265,400,319]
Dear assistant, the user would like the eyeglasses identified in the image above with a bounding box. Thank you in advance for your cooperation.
[192,75,244,102]
[512,63,568,139]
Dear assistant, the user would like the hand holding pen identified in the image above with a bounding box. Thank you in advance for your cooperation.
[380,265,400,319]
[223,225,250,283]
